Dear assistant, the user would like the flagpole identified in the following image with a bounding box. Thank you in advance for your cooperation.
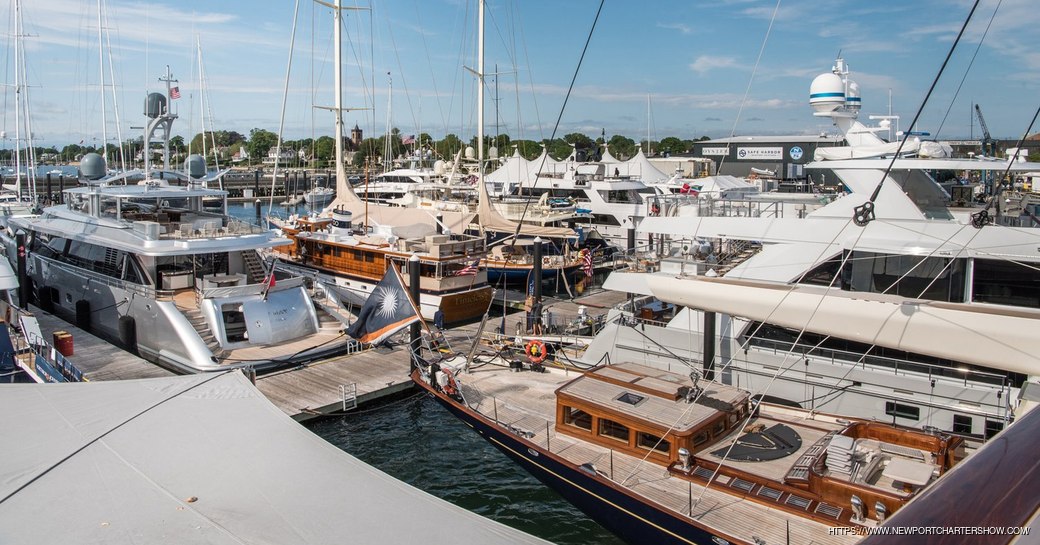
[407,254,422,371]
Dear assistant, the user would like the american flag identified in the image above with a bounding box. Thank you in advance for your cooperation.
[170,86,181,100]
[401,134,416,145]
[581,248,593,278]
[454,260,479,276]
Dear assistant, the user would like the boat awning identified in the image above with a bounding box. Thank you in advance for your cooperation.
[0,372,550,545]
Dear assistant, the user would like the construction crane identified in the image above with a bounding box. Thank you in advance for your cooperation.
[974,104,994,156]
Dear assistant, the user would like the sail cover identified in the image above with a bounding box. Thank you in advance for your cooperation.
[0,372,550,545]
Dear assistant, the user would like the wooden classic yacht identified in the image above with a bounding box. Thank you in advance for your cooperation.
[413,361,964,545]
[273,207,494,324]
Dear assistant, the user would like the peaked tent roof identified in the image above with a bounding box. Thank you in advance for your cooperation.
[0,373,550,545]
[618,148,671,183]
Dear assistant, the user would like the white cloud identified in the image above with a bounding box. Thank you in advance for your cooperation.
[689,55,739,74]
[656,22,692,35]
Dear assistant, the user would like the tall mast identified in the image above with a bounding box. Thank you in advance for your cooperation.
[97,0,108,163]
[477,0,484,180]
[13,0,22,197]
[333,0,346,188]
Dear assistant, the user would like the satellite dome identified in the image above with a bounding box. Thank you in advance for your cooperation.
[80,153,107,180]
[464,146,475,160]
[184,154,207,178]
[433,160,447,175]
[144,92,166,119]
[809,72,845,113]
[489,146,499,159]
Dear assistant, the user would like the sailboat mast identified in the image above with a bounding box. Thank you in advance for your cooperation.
[13,0,22,198]
[97,0,108,163]
[477,0,484,180]
[333,0,347,194]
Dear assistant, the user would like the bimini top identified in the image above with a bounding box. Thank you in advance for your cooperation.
[0,372,550,545]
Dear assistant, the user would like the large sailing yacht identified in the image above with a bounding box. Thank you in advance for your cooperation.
[4,72,352,373]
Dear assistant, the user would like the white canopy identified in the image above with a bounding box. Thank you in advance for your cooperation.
[0,372,550,545]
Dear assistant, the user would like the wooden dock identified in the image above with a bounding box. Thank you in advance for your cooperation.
[17,287,624,422]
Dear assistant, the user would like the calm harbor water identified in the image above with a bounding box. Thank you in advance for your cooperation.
[308,393,624,545]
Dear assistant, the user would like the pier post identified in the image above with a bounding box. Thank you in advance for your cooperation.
[45,174,52,204]
[703,311,716,380]
[59,175,65,195]
[255,199,262,223]
[254,169,260,197]
[15,231,28,308]
[627,228,635,255]
[532,237,543,302]
[408,254,421,371]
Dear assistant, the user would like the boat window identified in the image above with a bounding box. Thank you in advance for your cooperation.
[563,406,592,431]
[598,190,641,204]
[353,250,364,261]
[985,420,1004,440]
[636,432,670,454]
[973,258,1040,309]
[885,401,920,421]
[590,214,621,226]
[797,253,843,287]
[844,251,965,302]
[712,419,726,436]
[121,255,144,285]
[693,431,709,447]
[887,170,955,220]
[953,414,973,435]
[598,418,630,443]
[743,322,1023,387]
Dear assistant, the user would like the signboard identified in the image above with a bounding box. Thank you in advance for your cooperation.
[737,147,783,160]
[701,147,729,156]
[789,146,804,160]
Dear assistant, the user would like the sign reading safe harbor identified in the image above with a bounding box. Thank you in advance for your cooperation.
[736,147,783,160]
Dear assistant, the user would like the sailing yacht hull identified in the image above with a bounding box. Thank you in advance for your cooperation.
[413,370,732,545]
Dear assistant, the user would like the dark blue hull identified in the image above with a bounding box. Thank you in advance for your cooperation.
[486,266,578,284]
[413,373,735,545]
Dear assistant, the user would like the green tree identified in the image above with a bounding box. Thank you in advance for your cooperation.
[657,136,688,156]
[247,128,278,164]
[511,139,542,160]
[607,134,636,159]
[434,133,464,161]
[315,136,335,165]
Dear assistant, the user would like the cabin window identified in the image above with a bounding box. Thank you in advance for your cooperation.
[844,251,965,302]
[598,418,630,443]
[973,258,1040,309]
[953,414,973,435]
[712,419,726,437]
[563,407,592,431]
[365,253,375,263]
[333,248,342,258]
[693,431,709,447]
[353,250,363,260]
[885,402,920,421]
[615,392,646,406]
[728,413,740,426]
[636,432,670,454]
[985,420,1004,440]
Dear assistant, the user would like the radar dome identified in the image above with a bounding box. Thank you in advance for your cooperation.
[809,72,845,113]
[489,146,499,159]
[80,153,107,180]
[845,80,861,112]
[464,146,475,160]
[144,92,167,119]
[185,154,207,178]
[433,159,447,175]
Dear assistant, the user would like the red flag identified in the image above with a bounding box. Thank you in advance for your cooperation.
[170,86,181,100]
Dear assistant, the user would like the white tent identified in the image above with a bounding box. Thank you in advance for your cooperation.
[617,148,671,183]
[0,372,550,545]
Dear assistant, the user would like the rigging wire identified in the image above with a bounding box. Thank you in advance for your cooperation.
[970,102,1040,227]
[933,0,1002,139]
[715,0,780,176]
[854,0,981,226]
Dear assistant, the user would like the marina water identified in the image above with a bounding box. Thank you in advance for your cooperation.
[309,394,622,545]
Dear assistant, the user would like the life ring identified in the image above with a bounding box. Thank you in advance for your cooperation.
[542,256,552,267]
[525,340,548,364]
[650,203,661,216]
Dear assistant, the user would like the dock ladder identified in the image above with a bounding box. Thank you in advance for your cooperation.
[340,383,358,412]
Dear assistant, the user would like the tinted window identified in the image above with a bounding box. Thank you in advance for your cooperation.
[973,258,1040,309]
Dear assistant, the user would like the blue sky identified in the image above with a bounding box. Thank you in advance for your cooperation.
[4,0,1037,148]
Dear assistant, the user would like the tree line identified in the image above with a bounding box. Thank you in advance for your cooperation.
[2,129,712,169]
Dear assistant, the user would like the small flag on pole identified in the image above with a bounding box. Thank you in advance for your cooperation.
[346,264,421,345]
[453,260,479,276]
[401,134,416,145]
[170,86,181,100]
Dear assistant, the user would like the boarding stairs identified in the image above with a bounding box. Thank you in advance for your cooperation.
[714,240,762,276]
[242,250,268,284]
[182,307,229,360]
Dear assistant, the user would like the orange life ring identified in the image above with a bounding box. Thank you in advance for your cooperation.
[525,340,548,364]
[650,203,661,216]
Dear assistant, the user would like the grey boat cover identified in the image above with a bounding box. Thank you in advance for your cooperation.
[0,372,550,545]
